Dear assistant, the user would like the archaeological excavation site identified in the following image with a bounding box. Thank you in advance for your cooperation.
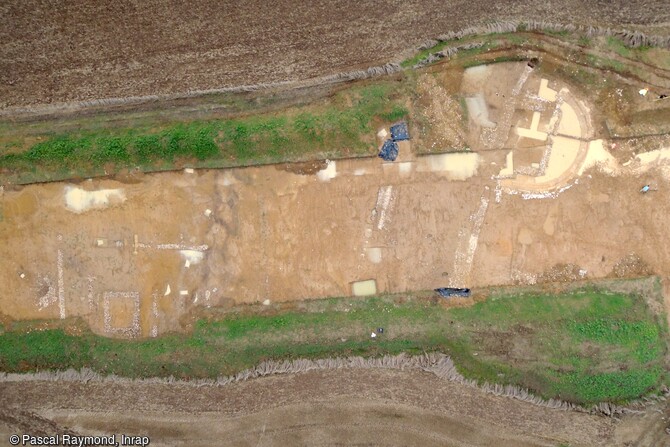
[2,2,670,446]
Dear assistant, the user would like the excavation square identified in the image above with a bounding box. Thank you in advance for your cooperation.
[103,292,140,336]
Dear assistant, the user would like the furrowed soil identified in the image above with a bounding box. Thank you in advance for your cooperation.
[0,368,657,447]
[2,0,670,110]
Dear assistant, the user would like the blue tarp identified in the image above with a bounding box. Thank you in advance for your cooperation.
[378,139,399,161]
[435,288,471,298]
[390,122,410,141]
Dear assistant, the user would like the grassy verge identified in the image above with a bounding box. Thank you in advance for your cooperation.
[401,39,502,69]
[0,83,409,184]
[0,283,666,405]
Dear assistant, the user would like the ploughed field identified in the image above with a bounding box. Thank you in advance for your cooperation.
[2,0,670,109]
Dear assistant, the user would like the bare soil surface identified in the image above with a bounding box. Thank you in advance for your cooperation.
[0,368,634,447]
[2,0,670,110]
[3,62,670,341]
[3,34,670,445]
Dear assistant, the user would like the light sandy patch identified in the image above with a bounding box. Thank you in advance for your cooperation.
[317,160,337,182]
[536,136,581,182]
[538,78,557,101]
[633,148,670,181]
[465,94,496,128]
[578,140,618,175]
[218,171,237,186]
[366,247,382,264]
[516,128,547,141]
[398,162,413,177]
[498,151,514,177]
[557,102,582,138]
[516,111,547,141]
[461,65,492,93]
[64,186,126,213]
[417,153,480,180]
[635,147,670,165]
[180,250,205,265]
[351,279,377,296]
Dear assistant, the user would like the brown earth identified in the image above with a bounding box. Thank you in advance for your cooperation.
[3,40,670,446]
[3,62,670,341]
[2,0,670,110]
[2,368,662,447]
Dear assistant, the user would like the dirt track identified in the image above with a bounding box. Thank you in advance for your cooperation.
[2,0,670,109]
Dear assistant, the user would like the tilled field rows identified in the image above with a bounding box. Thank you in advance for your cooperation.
[2,0,670,109]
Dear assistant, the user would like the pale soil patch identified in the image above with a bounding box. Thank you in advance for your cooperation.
[316,160,337,182]
[179,250,204,265]
[578,139,618,175]
[537,136,582,182]
[461,65,492,94]
[365,247,382,264]
[417,153,480,180]
[397,161,413,177]
[584,146,670,181]
[64,186,126,213]
[557,101,582,138]
[499,151,515,177]
[465,94,496,128]
[633,147,670,184]
[351,279,377,296]
[635,147,670,164]
[538,78,558,101]
[516,111,548,141]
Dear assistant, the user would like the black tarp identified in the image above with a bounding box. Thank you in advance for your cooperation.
[390,122,410,141]
[435,287,471,298]
[378,139,399,161]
